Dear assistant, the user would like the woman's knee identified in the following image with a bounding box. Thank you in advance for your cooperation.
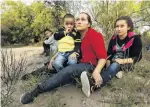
[68,59,77,65]
[109,62,120,69]
[53,60,63,68]
[106,62,120,73]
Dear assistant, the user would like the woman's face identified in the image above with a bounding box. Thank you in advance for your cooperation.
[75,13,90,31]
[115,20,130,36]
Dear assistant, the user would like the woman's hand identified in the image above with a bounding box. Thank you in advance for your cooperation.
[106,60,111,68]
[92,70,103,87]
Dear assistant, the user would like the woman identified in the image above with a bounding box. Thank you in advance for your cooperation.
[80,16,142,97]
[20,12,107,104]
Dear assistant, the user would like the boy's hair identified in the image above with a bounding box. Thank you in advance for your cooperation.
[63,13,75,21]
[115,16,134,32]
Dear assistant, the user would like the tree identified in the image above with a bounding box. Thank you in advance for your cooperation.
[1,0,68,45]
[1,0,31,44]
[89,0,142,39]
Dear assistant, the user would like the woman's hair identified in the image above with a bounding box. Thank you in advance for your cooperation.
[63,13,75,21]
[115,16,134,32]
[80,12,92,27]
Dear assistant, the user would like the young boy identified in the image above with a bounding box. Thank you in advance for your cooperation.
[48,14,81,72]
[41,29,58,56]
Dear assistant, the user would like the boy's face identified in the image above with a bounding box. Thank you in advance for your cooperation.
[64,18,75,32]
[45,31,53,37]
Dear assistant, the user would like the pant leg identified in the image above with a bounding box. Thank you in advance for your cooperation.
[67,54,78,65]
[30,66,48,76]
[53,53,67,72]
[43,42,47,53]
[21,65,56,80]
[100,62,121,86]
[38,63,93,92]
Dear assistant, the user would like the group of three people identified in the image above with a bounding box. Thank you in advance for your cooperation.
[20,12,142,104]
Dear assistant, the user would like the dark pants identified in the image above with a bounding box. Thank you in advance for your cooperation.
[43,42,50,54]
[38,62,120,92]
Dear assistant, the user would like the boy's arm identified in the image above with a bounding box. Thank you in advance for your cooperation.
[54,28,66,40]
[73,38,81,55]
[51,52,59,60]
[71,31,81,55]
[44,35,55,44]
[48,52,59,69]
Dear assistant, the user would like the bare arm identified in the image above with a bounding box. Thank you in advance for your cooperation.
[93,59,106,74]
[51,52,59,60]
[106,60,111,68]
[115,58,133,64]
[48,52,59,70]
[92,59,106,87]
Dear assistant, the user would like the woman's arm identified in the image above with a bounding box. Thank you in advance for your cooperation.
[90,32,107,86]
[92,59,106,86]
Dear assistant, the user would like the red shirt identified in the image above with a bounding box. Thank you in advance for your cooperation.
[80,28,107,66]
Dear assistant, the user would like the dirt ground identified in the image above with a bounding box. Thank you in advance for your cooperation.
[5,46,112,107]
[2,46,150,107]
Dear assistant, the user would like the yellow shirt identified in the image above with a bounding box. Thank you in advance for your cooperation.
[58,35,75,52]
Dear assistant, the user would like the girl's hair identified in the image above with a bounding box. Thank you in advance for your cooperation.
[115,16,134,32]
[63,13,74,21]
[80,12,92,27]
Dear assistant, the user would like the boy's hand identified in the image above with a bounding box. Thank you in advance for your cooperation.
[66,28,72,34]
[70,52,79,60]
[48,59,54,70]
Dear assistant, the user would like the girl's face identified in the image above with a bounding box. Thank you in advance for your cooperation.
[115,20,130,36]
[75,13,90,31]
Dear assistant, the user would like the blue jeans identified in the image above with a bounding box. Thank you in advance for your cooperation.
[38,62,120,92]
[53,52,77,72]
[100,62,120,87]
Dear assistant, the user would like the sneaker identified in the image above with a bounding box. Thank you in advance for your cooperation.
[80,71,95,97]
[20,92,34,104]
[116,71,123,79]
[20,86,41,104]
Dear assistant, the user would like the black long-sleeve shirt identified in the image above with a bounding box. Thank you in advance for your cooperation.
[54,27,81,54]
[107,34,142,64]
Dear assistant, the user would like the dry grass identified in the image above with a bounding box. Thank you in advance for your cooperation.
[1,49,27,107]
[1,46,150,107]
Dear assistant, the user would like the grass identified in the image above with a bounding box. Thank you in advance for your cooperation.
[2,45,147,107]
[19,50,150,107]
[97,50,150,107]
